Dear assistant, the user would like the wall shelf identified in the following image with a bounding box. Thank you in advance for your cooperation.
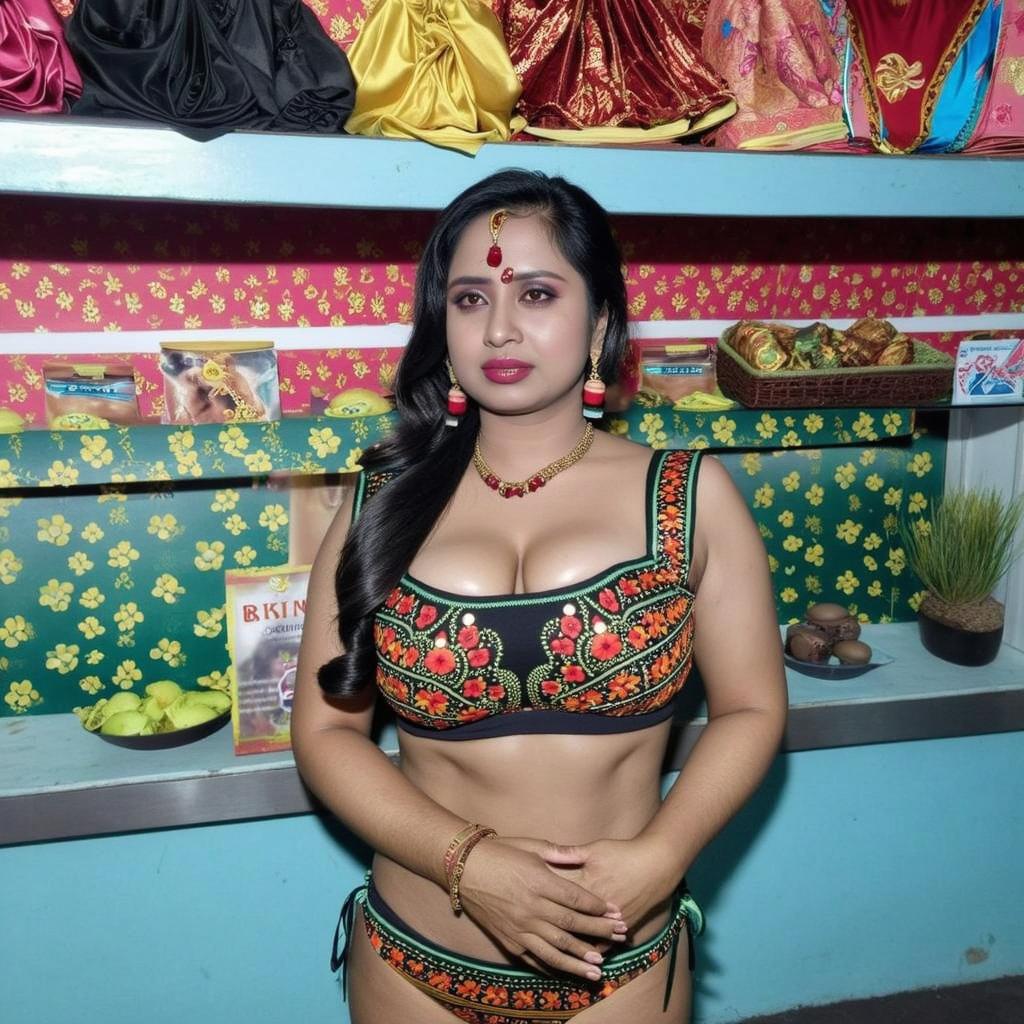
[0,414,393,489]
[3,623,1022,845]
[0,404,924,489]
[2,117,1023,218]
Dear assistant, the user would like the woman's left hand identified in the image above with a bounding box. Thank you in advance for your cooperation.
[537,835,684,941]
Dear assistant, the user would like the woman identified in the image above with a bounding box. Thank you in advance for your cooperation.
[292,170,787,1023]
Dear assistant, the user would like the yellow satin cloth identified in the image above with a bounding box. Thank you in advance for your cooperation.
[345,0,526,154]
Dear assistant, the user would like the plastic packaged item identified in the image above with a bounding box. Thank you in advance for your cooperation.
[43,360,141,427]
[637,341,717,402]
[160,341,280,424]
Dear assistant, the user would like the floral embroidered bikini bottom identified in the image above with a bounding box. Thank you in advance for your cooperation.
[331,872,704,1023]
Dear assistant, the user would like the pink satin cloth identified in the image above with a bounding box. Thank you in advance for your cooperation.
[967,0,1024,152]
[0,0,82,113]
[701,0,845,149]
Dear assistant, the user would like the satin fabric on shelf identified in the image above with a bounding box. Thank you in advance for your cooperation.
[65,0,355,140]
[0,0,82,113]
[845,0,989,153]
[968,0,1024,153]
[843,0,1000,153]
[493,0,735,143]
[344,0,524,154]
[701,0,846,150]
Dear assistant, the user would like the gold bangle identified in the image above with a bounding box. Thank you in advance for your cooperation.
[448,827,496,913]
[443,823,481,877]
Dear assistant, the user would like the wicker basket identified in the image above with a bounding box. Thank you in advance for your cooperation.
[716,328,954,409]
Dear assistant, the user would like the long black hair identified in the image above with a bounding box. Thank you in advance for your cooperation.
[317,169,629,698]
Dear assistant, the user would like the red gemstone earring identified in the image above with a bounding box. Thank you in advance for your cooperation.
[445,359,467,429]
[486,210,509,268]
[582,351,606,420]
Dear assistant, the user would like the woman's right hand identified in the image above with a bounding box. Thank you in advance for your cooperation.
[455,835,628,980]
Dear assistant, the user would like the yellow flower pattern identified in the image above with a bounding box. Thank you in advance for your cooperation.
[147,514,179,540]
[6,680,42,713]
[45,643,79,674]
[39,579,74,612]
[0,340,945,719]
[258,504,289,532]
[112,659,143,689]
[0,549,23,585]
[37,514,73,547]
[149,638,186,668]
[194,541,226,572]
[151,574,186,604]
[77,616,105,640]
[0,615,34,648]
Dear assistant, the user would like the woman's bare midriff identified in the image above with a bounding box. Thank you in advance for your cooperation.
[371,719,675,962]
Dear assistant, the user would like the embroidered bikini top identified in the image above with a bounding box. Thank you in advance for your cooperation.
[355,449,701,741]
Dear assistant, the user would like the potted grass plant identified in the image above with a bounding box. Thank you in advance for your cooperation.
[902,487,1024,666]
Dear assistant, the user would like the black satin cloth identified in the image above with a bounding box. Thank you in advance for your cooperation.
[65,0,355,139]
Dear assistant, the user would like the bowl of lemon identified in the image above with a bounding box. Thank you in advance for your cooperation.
[76,681,231,750]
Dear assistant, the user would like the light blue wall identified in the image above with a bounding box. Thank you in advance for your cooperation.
[3,730,1022,1024]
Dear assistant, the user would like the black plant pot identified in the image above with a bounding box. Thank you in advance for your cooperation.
[918,609,1003,667]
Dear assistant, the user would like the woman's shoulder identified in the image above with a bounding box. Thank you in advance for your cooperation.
[591,429,657,469]
[593,431,711,479]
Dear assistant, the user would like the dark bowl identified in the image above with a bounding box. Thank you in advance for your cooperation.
[784,650,894,680]
[95,709,231,750]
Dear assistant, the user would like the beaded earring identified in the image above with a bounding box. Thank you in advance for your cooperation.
[445,360,467,428]
[582,351,606,420]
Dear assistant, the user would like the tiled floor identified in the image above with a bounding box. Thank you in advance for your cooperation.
[738,975,1024,1023]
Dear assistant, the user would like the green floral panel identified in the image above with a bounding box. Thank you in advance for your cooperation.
[0,414,394,488]
[609,403,916,451]
[0,478,302,716]
[0,422,946,717]
[717,427,946,625]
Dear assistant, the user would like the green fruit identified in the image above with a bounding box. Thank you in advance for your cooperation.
[102,692,142,717]
[183,690,231,714]
[100,710,150,736]
[165,696,219,730]
[82,699,109,732]
[138,695,167,722]
[144,680,183,708]
[0,408,25,434]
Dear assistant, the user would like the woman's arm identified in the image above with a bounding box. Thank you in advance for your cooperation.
[541,455,787,918]
[291,484,625,979]
[636,453,788,890]
[291,487,468,887]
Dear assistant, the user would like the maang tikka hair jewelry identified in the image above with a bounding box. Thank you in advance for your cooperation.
[486,209,509,268]
[445,359,467,429]
[582,349,606,420]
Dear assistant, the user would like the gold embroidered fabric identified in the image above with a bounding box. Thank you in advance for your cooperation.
[345,0,526,154]
[873,52,925,104]
[493,0,735,143]
[1003,56,1024,97]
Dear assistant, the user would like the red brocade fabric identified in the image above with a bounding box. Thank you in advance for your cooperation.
[492,0,733,134]
[846,0,988,153]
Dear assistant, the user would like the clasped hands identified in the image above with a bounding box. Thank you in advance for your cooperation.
[456,833,680,982]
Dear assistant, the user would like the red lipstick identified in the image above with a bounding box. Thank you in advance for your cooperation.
[482,359,533,384]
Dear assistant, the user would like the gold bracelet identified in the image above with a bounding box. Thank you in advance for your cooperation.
[443,823,482,878]
[445,826,494,900]
[448,827,496,913]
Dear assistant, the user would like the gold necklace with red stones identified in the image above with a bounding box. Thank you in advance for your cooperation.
[473,423,595,499]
